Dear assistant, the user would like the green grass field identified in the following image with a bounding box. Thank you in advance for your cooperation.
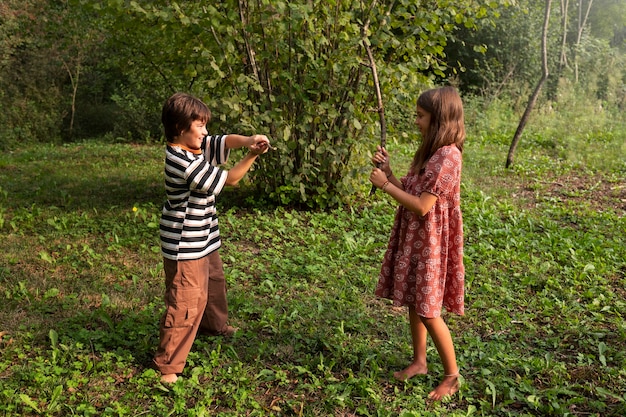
[0,107,625,416]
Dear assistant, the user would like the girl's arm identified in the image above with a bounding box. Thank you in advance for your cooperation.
[371,146,403,189]
[385,184,437,217]
[385,173,404,189]
[369,167,436,216]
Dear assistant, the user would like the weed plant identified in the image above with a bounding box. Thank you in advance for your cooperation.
[0,101,625,416]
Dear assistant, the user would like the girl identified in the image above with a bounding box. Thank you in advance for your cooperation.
[369,86,465,400]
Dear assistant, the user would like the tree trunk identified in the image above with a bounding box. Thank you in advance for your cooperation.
[506,0,552,169]
[558,0,569,71]
[574,0,594,83]
[62,58,81,139]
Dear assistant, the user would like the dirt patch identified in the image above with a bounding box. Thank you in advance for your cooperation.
[515,173,626,215]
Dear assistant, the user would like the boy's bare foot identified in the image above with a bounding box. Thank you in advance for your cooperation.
[428,373,460,400]
[393,362,428,381]
[161,373,178,384]
[218,325,238,337]
[198,325,238,338]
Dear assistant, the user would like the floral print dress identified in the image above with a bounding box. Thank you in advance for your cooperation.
[375,145,465,318]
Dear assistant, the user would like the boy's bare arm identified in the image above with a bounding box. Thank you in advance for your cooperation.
[225,134,269,150]
[222,134,270,186]
[225,153,260,186]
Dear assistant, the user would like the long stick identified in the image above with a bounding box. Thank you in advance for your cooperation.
[361,0,387,196]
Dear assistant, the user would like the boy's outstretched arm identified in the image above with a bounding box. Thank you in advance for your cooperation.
[224,135,270,186]
[225,134,269,150]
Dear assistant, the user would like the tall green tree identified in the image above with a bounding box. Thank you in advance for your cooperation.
[0,0,65,146]
[444,1,560,102]
[92,0,507,207]
[0,0,113,145]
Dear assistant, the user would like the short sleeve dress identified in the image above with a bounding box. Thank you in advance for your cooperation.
[375,145,465,318]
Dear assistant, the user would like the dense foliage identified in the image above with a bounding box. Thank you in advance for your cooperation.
[0,0,623,207]
[91,0,508,207]
[444,0,626,105]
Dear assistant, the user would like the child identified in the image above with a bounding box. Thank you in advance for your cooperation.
[154,92,270,383]
[369,86,465,400]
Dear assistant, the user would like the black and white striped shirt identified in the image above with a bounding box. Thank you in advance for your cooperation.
[160,135,230,260]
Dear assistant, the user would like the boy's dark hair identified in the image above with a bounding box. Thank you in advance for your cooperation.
[162,93,211,141]
[412,86,465,172]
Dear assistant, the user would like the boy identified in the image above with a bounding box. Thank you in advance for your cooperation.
[154,92,270,383]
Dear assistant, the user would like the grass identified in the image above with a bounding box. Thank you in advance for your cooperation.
[0,106,625,416]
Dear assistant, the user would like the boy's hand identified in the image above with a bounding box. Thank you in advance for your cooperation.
[248,134,270,155]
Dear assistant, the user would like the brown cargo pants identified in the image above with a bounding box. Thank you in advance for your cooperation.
[153,250,229,375]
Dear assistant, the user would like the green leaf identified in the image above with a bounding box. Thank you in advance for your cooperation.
[595,387,624,402]
[39,251,55,264]
[598,341,607,366]
[19,395,41,413]
[283,125,291,141]
[49,329,59,349]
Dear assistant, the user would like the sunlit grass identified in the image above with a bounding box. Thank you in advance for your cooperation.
[0,103,625,416]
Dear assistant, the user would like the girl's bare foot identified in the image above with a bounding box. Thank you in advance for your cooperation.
[428,373,460,400]
[160,373,178,383]
[393,362,428,381]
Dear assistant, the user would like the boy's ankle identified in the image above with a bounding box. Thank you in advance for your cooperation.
[161,373,178,383]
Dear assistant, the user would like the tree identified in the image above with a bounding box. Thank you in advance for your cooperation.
[0,0,65,146]
[442,2,554,102]
[573,0,594,82]
[93,0,505,207]
[557,0,569,72]
[49,1,103,139]
[506,0,552,168]
[553,0,625,104]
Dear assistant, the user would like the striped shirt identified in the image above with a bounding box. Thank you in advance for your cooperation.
[160,135,230,260]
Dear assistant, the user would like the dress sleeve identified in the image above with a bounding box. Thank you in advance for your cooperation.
[422,146,461,197]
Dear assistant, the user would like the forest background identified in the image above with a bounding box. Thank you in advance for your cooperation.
[1,0,625,416]
[2,0,625,207]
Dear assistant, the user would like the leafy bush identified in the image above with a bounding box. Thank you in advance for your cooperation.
[93,0,506,208]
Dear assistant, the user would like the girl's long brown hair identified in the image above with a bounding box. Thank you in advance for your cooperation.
[411,86,465,173]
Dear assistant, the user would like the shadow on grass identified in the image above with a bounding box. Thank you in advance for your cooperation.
[3,170,163,211]
[2,162,273,212]
[0,143,164,210]
[52,303,162,370]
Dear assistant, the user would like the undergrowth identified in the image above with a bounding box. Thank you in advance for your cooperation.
[0,107,625,416]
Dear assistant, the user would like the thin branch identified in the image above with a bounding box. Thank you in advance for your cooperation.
[360,0,389,195]
[208,26,238,94]
[238,0,260,82]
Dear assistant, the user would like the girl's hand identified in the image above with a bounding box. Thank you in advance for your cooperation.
[369,167,388,189]
[372,146,392,177]
[248,135,270,155]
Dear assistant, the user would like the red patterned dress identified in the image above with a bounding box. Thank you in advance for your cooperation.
[375,145,465,318]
